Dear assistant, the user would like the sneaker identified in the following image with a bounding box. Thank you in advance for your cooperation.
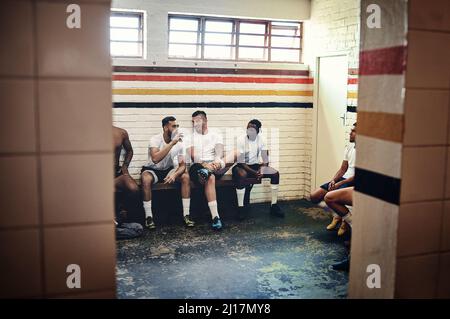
[326,216,342,231]
[270,204,284,218]
[212,216,223,230]
[237,206,247,221]
[331,257,350,271]
[337,220,349,236]
[145,216,156,230]
[183,215,195,227]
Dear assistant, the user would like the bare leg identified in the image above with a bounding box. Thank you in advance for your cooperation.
[141,172,154,202]
[310,187,328,204]
[324,187,353,217]
[204,174,216,202]
[177,171,191,199]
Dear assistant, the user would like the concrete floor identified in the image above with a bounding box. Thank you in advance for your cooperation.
[116,200,349,299]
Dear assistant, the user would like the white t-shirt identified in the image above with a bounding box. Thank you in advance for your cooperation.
[237,135,268,165]
[186,129,223,162]
[342,143,356,179]
[147,133,184,170]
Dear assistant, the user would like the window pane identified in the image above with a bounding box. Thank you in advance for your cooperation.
[110,28,139,41]
[169,31,198,44]
[271,22,301,36]
[205,32,233,45]
[169,44,198,58]
[170,18,198,31]
[271,36,300,48]
[204,45,234,59]
[111,41,141,57]
[239,22,266,34]
[110,16,140,28]
[238,47,267,60]
[270,48,300,62]
[205,20,233,32]
[239,35,265,46]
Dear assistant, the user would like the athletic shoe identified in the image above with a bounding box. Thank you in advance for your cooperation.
[212,216,223,230]
[237,206,247,220]
[337,220,349,236]
[270,204,284,218]
[331,257,350,271]
[145,216,156,230]
[183,215,195,227]
[326,216,342,230]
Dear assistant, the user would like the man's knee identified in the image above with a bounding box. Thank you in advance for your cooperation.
[141,173,154,188]
[310,189,324,204]
[180,172,190,184]
[128,182,139,193]
[324,192,335,204]
[206,174,216,185]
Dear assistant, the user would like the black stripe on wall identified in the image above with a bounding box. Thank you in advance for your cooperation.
[347,105,357,113]
[113,66,309,76]
[355,167,401,205]
[113,102,314,108]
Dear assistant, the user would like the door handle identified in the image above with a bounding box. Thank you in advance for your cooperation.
[340,113,346,126]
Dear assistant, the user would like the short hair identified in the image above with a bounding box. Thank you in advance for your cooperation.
[248,119,262,131]
[162,116,176,127]
[192,110,207,119]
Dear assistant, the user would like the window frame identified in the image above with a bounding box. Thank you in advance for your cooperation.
[167,14,302,63]
[110,9,146,59]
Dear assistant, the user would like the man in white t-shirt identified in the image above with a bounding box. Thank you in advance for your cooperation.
[310,122,356,236]
[186,110,233,230]
[232,119,283,220]
[141,116,193,229]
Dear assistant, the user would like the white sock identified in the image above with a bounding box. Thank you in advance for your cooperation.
[236,188,245,207]
[271,184,279,205]
[182,198,190,216]
[343,213,352,226]
[208,200,219,219]
[143,200,152,218]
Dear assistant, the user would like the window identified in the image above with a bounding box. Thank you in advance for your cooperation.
[168,14,302,63]
[110,10,144,58]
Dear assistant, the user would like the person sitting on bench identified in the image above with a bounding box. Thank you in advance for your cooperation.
[310,122,356,232]
[232,119,283,220]
[113,126,141,224]
[141,116,193,229]
[186,110,233,231]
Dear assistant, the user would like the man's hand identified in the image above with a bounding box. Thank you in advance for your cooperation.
[121,166,129,176]
[328,180,336,191]
[255,169,263,180]
[170,132,184,145]
[204,162,220,172]
[164,174,177,184]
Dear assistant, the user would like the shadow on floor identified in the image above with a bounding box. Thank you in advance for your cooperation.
[116,199,349,299]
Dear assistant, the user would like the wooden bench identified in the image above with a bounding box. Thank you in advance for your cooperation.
[152,174,261,190]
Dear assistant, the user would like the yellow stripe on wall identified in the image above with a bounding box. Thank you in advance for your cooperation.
[113,88,313,96]
[347,92,358,99]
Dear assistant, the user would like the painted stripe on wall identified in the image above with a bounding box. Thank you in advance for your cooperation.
[113,88,314,96]
[359,46,407,75]
[113,74,314,84]
[357,111,403,143]
[355,167,401,205]
[114,66,309,76]
[358,75,405,114]
[113,102,314,108]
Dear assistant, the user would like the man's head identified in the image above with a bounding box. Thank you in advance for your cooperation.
[349,122,356,143]
[162,116,179,137]
[192,110,207,134]
[247,119,262,140]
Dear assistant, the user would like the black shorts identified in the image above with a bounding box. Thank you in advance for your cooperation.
[141,166,176,184]
[320,177,354,191]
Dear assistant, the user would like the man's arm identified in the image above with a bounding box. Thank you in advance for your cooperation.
[163,155,186,184]
[150,134,182,164]
[328,161,348,190]
[121,131,133,175]
[335,175,354,188]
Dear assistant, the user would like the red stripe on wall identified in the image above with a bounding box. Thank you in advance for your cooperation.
[113,74,314,84]
[348,68,359,75]
[359,46,407,75]
[348,78,358,84]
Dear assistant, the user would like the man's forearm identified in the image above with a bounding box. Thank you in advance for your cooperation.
[174,164,186,178]
[152,143,174,163]
[332,170,345,182]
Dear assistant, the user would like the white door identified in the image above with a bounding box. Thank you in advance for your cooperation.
[315,55,348,189]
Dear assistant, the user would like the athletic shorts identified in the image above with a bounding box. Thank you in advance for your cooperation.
[320,177,354,191]
[141,166,176,184]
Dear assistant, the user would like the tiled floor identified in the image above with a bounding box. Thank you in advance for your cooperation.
[116,200,349,299]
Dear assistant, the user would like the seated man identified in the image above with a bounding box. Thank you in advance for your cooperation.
[141,116,193,229]
[113,126,141,224]
[325,186,354,271]
[310,122,356,231]
[186,110,232,230]
[232,119,283,220]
